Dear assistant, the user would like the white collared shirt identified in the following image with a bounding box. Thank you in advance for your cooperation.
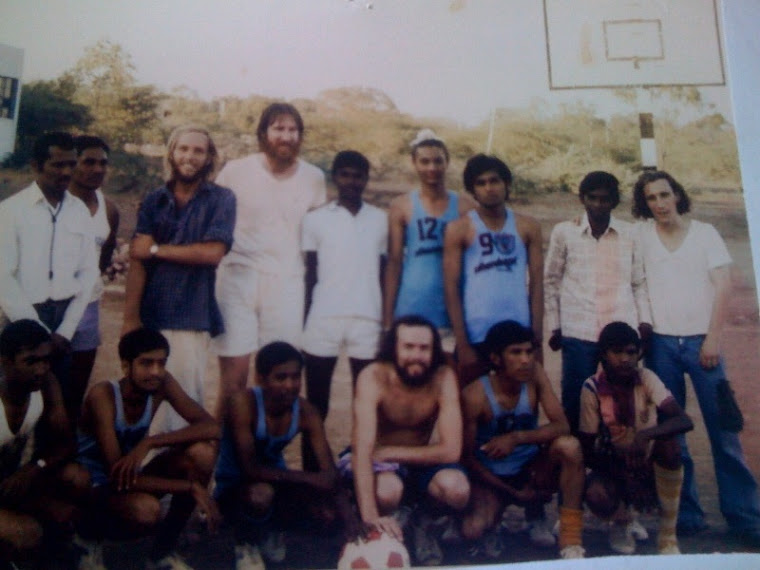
[301,200,388,321]
[544,213,652,341]
[0,182,97,339]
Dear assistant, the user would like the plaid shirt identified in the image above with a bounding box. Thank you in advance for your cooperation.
[136,181,236,336]
[544,214,651,342]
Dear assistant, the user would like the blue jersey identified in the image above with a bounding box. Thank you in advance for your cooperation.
[463,208,530,343]
[77,380,154,487]
[475,377,539,476]
[214,386,300,496]
[395,190,459,327]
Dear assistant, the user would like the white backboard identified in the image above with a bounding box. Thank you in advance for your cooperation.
[544,0,725,89]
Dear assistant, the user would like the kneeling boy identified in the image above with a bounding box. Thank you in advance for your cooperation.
[461,320,585,560]
[76,328,221,569]
[215,341,353,570]
[579,321,692,555]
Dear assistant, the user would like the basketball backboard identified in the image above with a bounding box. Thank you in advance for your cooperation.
[543,0,725,89]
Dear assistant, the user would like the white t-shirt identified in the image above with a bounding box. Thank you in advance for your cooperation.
[217,153,326,275]
[89,189,112,302]
[301,201,387,321]
[639,219,731,335]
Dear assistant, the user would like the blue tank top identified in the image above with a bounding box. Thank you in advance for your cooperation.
[77,380,154,486]
[475,376,539,476]
[463,208,530,343]
[215,386,300,494]
[394,190,459,328]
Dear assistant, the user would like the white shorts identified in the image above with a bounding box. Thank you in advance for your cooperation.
[302,315,381,360]
[213,263,304,356]
[149,329,211,435]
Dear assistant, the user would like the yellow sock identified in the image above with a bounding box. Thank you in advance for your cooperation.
[559,506,583,549]
[654,463,683,553]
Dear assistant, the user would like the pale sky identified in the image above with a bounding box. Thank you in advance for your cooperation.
[0,0,733,126]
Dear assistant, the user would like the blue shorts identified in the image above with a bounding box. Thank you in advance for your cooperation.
[71,301,101,352]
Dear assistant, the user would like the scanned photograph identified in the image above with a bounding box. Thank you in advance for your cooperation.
[1,1,758,568]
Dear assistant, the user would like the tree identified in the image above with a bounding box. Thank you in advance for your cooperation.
[6,79,91,166]
[64,40,161,146]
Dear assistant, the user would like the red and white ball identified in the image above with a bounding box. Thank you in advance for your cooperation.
[337,529,411,569]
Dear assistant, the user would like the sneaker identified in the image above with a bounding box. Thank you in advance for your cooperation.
[259,530,286,563]
[528,519,557,548]
[628,510,649,541]
[481,528,505,560]
[234,543,266,570]
[145,552,194,570]
[73,535,106,570]
[433,515,462,543]
[609,522,636,554]
[559,544,586,559]
[412,521,443,566]
[658,536,680,555]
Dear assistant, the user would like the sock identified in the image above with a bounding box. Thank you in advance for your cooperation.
[654,463,683,552]
[558,506,583,549]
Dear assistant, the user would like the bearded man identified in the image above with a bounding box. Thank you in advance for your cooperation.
[347,315,470,566]
[122,125,236,432]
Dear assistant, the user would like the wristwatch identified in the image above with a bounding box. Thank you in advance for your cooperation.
[149,244,159,257]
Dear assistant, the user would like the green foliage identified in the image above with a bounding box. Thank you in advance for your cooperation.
[5,79,92,166]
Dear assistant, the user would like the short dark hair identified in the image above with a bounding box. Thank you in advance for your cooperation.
[74,135,110,156]
[597,321,640,353]
[255,341,304,378]
[411,138,450,162]
[256,103,304,147]
[0,320,51,360]
[463,154,513,194]
[632,170,691,219]
[579,171,620,208]
[377,315,445,371]
[484,320,536,357]
[331,150,370,177]
[118,328,170,363]
[32,132,75,166]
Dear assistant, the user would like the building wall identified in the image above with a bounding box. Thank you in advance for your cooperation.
[0,43,24,161]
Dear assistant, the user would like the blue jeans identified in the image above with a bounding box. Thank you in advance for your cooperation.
[560,337,599,434]
[646,333,760,531]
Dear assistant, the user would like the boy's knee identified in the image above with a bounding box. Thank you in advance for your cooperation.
[184,441,218,477]
[245,482,275,515]
[428,469,470,511]
[0,516,43,552]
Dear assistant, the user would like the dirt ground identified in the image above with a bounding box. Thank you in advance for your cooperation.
[83,191,760,568]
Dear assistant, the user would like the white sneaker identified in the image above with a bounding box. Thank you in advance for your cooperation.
[628,517,649,541]
[74,535,106,570]
[234,543,266,570]
[609,522,636,554]
[528,519,557,548]
[259,530,286,563]
[145,552,194,570]
[559,544,586,559]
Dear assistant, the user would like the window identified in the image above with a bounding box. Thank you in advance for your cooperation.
[0,76,19,119]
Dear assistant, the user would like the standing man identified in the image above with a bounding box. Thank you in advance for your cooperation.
[544,171,652,433]
[349,315,470,566]
[213,103,326,412]
[68,135,120,422]
[634,171,760,542]
[301,151,387,425]
[444,154,543,384]
[0,320,90,567]
[460,321,585,560]
[0,132,97,414]
[383,130,474,351]
[122,125,236,432]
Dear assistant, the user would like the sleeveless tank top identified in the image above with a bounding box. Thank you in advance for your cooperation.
[77,380,154,486]
[462,208,530,343]
[0,390,44,480]
[89,190,112,301]
[475,376,539,476]
[394,190,459,328]
[215,386,300,494]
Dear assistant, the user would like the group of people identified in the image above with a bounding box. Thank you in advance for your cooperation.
[0,101,758,570]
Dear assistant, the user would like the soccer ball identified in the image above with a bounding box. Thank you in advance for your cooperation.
[337,529,411,569]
